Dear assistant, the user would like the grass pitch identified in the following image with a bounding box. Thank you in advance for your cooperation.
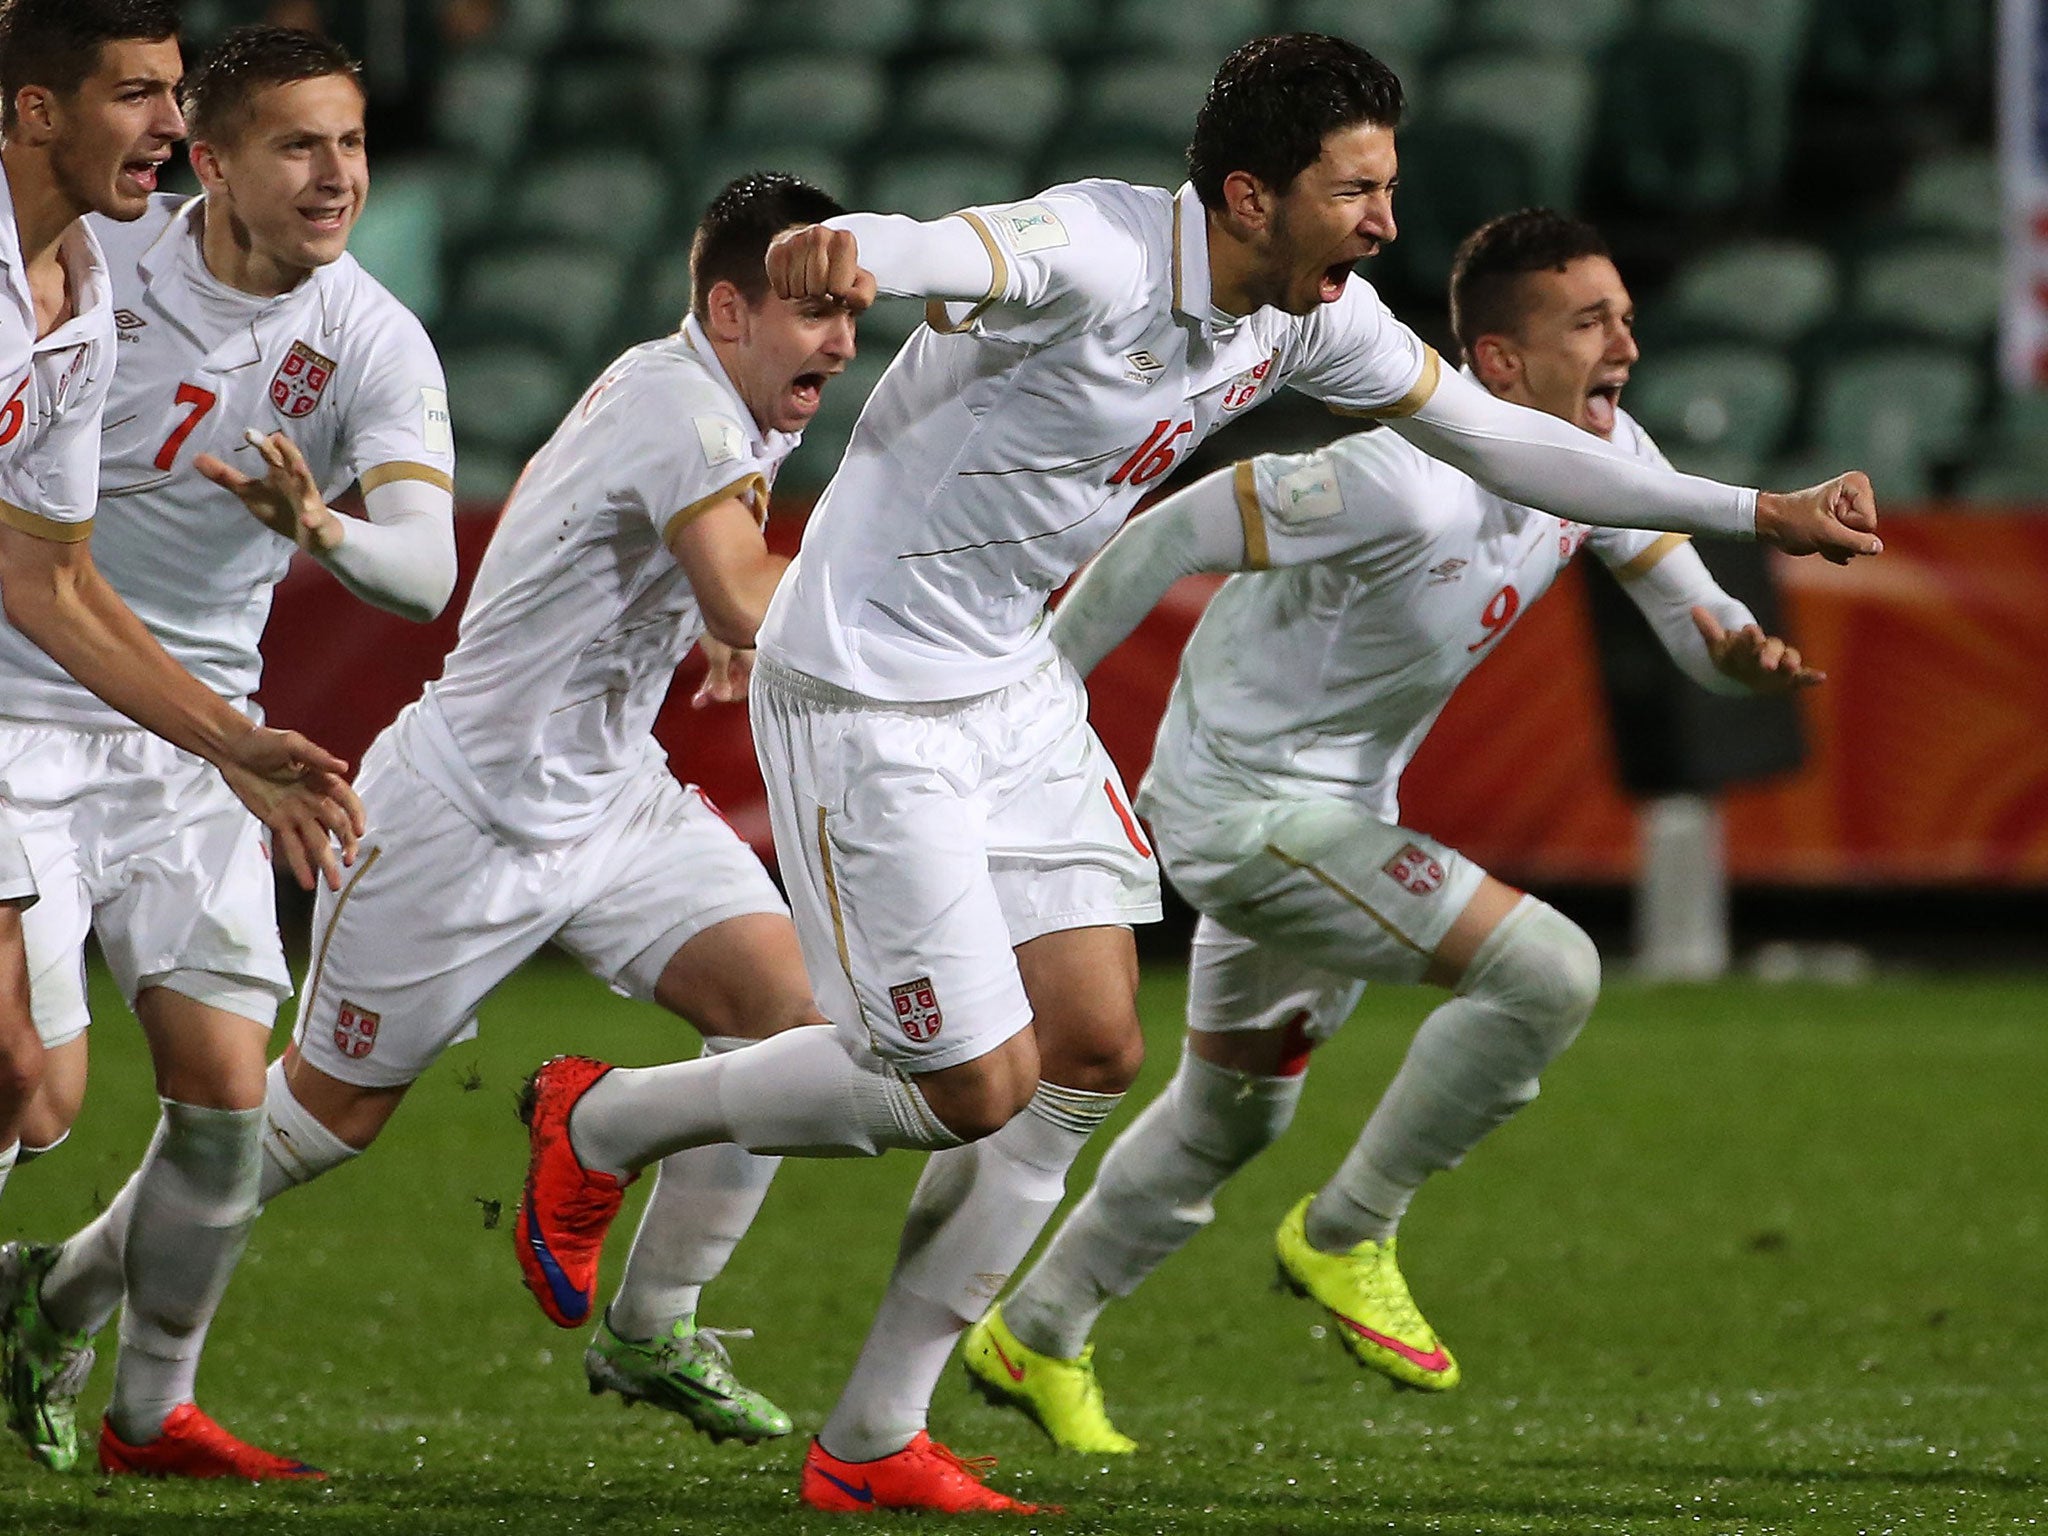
[2,960,2044,1533]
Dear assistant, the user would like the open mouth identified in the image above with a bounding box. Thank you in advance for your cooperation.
[1318,261,1353,304]
[788,370,830,412]
[119,157,165,192]
[1585,381,1623,435]
[299,205,349,233]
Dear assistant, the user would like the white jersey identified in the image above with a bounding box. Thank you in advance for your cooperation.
[0,159,115,545]
[1142,408,1683,826]
[0,194,453,727]
[398,318,796,847]
[761,180,1435,701]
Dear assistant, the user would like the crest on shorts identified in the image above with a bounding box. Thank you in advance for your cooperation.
[889,977,943,1043]
[334,1000,380,1059]
[270,339,336,419]
[1382,844,1446,897]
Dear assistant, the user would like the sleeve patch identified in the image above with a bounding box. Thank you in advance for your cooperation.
[1269,458,1344,526]
[420,387,451,455]
[990,203,1069,255]
[694,414,746,469]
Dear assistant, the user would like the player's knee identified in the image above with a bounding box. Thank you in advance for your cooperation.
[1468,901,1602,1058]
[18,1089,78,1153]
[0,1028,42,1116]
[915,1038,1040,1142]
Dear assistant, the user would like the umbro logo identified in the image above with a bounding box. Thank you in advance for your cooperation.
[113,308,146,342]
[1426,558,1467,585]
[1123,348,1164,385]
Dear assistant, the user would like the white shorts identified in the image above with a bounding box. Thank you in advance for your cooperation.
[751,656,1161,1074]
[294,732,788,1088]
[0,812,34,909]
[1156,790,1488,1044]
[0,721,290,1047]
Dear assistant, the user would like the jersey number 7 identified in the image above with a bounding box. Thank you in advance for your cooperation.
[153,383,218,471]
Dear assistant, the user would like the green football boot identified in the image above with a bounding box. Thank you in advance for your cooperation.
[961,1303,1137,1455]
[0,1241,98,1471]
[584,1313,792,1444]
[1274,1195,1460,1391]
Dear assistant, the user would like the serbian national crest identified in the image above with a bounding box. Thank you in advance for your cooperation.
[1222,356,1273,412]
[334,1000,380,1059]
[270,339,337,419]
[889,977,943,1043]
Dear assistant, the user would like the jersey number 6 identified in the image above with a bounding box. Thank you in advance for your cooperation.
[0,374,30,447]
[153,383,218,470]
[1110,418,1194,487]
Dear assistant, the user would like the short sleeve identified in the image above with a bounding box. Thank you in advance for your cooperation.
[344,304,456,499]
[599,367,768,548]
[0,351,107,542]
[927,189,1147,347]
[1239,431,1430,571]
[1276,276,1438,419]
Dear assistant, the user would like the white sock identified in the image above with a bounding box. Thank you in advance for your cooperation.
[106,1099,263,1445]
[16,1128,65,1161]
[0,1139,14,1202]
[41,1120,167,1339]
[605,1037,781,1342]
[568,1024,957,1176]
[1306,898,1600,1252]
[818,1081,1119,1462]
[258,1057,358,1203]
[1006,1046,1303,1360]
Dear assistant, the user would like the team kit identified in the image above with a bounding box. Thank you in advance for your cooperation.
[0,4,1874,1514]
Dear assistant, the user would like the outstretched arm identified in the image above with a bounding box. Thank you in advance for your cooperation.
[1049,465,1251,677]
[1611,537,1823,695]
[1391,368,1881,561]
[198,430,456,623]
[0,522,363,888]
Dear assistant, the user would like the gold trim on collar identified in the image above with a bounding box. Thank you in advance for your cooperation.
[663,471,768,545]
[1614,530,1690,581]
[1233,460,1269,571]
[359,461,454,495]
[0,499,92,543]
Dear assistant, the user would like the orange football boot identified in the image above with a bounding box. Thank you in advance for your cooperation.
[800,1431,1057,1515]
[514,1055,634,1328]
[99,1404,324,1481]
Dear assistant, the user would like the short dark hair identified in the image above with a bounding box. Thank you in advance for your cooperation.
[689,171,847,321]
[0,0,180,130]
[1187,33,1405,210]
[181,24,359,145]
[1449,208,1613,364]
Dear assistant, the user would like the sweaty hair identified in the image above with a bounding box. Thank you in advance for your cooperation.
[180,24,360,145]
[1449,208,1612,364]
[0,0,179,130]
[1187,33,1405,210]
[689,171,847,321]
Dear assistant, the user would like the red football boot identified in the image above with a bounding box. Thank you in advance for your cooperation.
[98,1404,324,1481]
[514,1054,634,1328]
[800,1431,1058,1515]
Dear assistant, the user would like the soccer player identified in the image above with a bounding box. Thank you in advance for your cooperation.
[962,209,1826,1449]
[516,35,1876,1514]
[0,24,449,1479]
[249,171,846,1451]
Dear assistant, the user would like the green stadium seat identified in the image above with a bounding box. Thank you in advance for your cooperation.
[585,0,741,53]
[1850,242,2001,348]
[1810,345,1985,470]
[1468,0,1637,54]
[739,0,923,55]
[452,448,528,507]
[1068,62,1217,153]
[1957,451,2048,505]
[348,161,444,325]
[1387,121,1543,293]
[1808,0,1984,97]
[1900,150,2000,242]
[1041,145,1190,193]
[494,0,574,55]
[680,147,854,226]
[443,345,578,458]
[1651,0,1813,83]
[448,246,629,362]
[1626,345,1799,463]
[926,0,1099,53]
[1596,27,1775,211]
[722,57,886,151]
[1431,54,1594,212]
[1658,240,1840,347]
[540,53,713,153]
[899,59,1068,158]
[865,154,1033,221]
[1282,0,1456,58]
[507,151,669,259]
[1101,0,1274,57]
[633,250,695,341]
[1657,444,1763,487]
[1770,443,1933,502]
[432,51,535,167]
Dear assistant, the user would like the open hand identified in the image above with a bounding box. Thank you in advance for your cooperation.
[1691,607,1825,694]
[216,726,365,890]
[197,429,345,557]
